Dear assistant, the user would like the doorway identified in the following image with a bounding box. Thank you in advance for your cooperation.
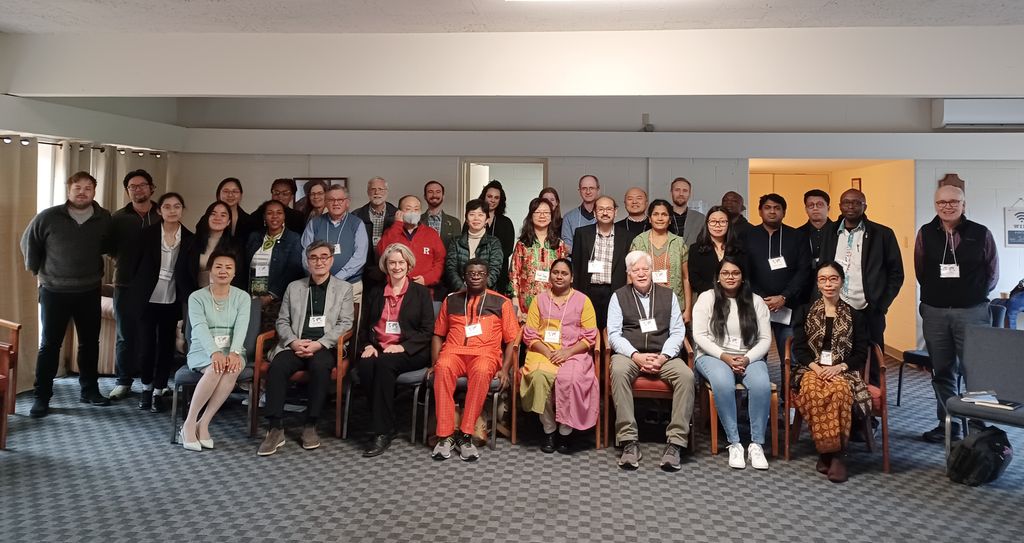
[461,158,547,239]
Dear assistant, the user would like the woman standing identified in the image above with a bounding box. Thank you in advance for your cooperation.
[519,259,599,453]
[208,177,256,241]
[509,198,568,319]
[357,244,434,457]
[181,250,252,451]
[630,199,694,323]
[444,199,504,292]
[479,180,516,295]
[131,193,194,413]
[692,257,772,470]
[791,261,872,483]
[538,187,563,240]
[296,179,328,223]
[688,205,748,297]
[245,200,304,330]
[177,201,244,294]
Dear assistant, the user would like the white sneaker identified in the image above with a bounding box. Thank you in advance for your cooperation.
[727,443,746,469]
[747,443,769,470]
[108,385,132,400]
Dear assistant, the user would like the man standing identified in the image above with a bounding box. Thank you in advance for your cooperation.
[916,184,998,443]
[608,251,694,471]
[799,189,834,269]
[301,185,368,306]
[819,189,904,386]
[21,171,113,416]
[430,259,519,462]
[378,195,447,296]
[721,191,752,242]
[573,196,631,329]
[744,194,811,362]
[560,174,600,251]
[353,176,398,247]
[107,169,161,401]
[616,187,651,235]
[255,178,305,234]
[420,180,461,247]
[668,177,706,245]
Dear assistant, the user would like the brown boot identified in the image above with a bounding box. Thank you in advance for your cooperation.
[827,453,848,483]
[816,453,832,474]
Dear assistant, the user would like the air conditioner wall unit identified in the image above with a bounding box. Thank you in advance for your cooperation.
[932,98,1024,129]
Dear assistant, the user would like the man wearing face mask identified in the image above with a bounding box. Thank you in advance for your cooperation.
[378,195,447,298]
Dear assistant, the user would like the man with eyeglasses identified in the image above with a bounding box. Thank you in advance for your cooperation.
[668,177,706,245]
[616,187,651,234]
[819,188,903,388]
[300,184,368,307]
[107,169,161,401]
[257,241,354,455]
[353,176,399,293]
[560,174,601,251]
[254,178,305,234]
[798,189,834,269]
[915,184,999,443]
[573,196,631,328]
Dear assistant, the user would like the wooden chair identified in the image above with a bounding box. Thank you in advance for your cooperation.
[702,377,778,458]
[510,331,600,449]
[251,303,357,439]
[0,319,22,450]
[601,330,695,449]
[783,337,890,473]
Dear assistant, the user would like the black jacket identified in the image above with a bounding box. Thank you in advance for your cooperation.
[252,202,307,235]
[687,242,749,297]
[818,216,904,313]
[743,223,811,309]
[358,281,435,358]
[571,223,632,293]
[129,223,195,310]
[175,232,247,295]
[488,214,516,296]
[109,202,161,286]
[799,218,834,269]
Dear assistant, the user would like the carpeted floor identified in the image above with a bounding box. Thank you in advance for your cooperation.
[1,356,1020,543]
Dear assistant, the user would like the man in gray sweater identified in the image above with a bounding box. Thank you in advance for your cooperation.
[20,171,113,417]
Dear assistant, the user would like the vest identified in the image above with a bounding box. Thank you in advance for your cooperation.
[313,213,363,283]
[614,283,674,354]
[919,216,991,308]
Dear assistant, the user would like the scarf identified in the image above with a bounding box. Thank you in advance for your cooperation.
[794,297,872,416]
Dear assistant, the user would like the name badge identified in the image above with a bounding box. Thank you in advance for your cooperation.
[334,244,342,255]
[588,260,606,274]
[214,335,230,349]
[652,269,668,283]
[423,247,431,255]
[939,264,960,278]
[534,269,550,282]
[768,256,788,270]
[385,321,401,334]
[639,318,657,333]
[308,315,326,328]
[254,265,269,277]
[544,329,561,344]
[724,336,742,351]
[465,323,483,337]
[158,268,173,281]
[820,350,833,366]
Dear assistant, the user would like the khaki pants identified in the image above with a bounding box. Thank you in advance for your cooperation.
[610,353,694,447]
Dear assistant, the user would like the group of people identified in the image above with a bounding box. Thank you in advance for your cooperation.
[20,169,998,482]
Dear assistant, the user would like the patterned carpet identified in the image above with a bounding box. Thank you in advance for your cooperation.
[1,356,1020,543]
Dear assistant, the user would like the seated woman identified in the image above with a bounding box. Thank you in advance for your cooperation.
[519,258,599,453]
[444,199,504,293]
[791,261,871,483]
[509,197,568,321]
[692,257,772,470]
[357,243,434,457]
[182,250,252,452]
[245,199,304,331]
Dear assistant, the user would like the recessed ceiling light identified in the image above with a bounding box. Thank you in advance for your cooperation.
[137,151,145,157]
[20,138,30,146]
[1,137,11,144]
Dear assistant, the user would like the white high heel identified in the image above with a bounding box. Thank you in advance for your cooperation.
[180,430,202,452]
[199,437,214,449]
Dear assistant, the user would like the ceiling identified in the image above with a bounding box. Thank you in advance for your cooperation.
[1,0,1021,33]
[748,158,899,173]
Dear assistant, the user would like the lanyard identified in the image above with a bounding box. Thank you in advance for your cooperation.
[464,291,487,325]
[590,228,614,261]
[543,290,573,334]
[307,285,323,318]
[768,227,784,258]
[648,233,670,272]
[941,230,959,266]
[631,287,654,321]
[326,214,350,247]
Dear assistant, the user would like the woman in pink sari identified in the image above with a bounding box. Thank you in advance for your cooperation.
[519,258,599,453]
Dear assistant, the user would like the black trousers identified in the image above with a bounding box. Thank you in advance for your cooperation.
[35,287,101,399]
[137,301,179,389]
[356,350,429,435]
[264,348,335,427]
[856,306,886,387]
[587,283,615,330]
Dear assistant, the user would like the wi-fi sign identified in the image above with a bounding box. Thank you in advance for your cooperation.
[1015,211,1024,223]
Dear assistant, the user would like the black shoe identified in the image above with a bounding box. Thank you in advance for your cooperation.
[138,389,153,411]
[362,433,394,458]
[556,432,573,455]
[541,432,556,454]
[30,398,50,418]
[150,393,166,413]
[79,390,111,406]
[923,422,959,443]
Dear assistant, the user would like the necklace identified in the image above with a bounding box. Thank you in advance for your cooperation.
[210,286,228,312]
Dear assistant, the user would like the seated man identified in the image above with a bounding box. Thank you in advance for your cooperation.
[257,241,354,456]
[608,250,695,471]
[431,258,519,462]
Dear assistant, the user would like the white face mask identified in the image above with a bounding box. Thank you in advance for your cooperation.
[402,211,422,225]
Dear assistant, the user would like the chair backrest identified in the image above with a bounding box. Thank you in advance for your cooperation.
[183,296,263,364]
[989,303,1007,328]
[963,325,1024,403]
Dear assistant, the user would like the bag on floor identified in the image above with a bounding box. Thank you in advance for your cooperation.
[947,425,1013,486]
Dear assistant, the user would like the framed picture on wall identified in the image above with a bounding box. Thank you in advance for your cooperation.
[294,177,348,200]
[851,177,862,190]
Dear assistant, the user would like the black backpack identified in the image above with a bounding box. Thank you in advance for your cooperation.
[947,426,1014,486]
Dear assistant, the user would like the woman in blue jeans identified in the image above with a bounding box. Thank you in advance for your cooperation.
[692,256,772,470]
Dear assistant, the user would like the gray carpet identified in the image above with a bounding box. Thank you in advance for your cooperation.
[1,357,1021,543]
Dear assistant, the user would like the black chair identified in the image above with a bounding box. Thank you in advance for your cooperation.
[945,325,1024,465]
[170,297,262,443]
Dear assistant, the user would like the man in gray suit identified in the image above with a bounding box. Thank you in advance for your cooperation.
[668,177,706,246]
[257,240,355,456]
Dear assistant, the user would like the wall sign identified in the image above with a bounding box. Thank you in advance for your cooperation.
[1005,207,1024,246]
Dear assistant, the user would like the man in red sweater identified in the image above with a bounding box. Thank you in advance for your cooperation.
[377,195,447,297]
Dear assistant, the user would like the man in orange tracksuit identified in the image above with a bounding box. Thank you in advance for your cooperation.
[431,258,519,461]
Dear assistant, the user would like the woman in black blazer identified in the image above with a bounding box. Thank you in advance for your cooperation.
[129,193,195,412]
[177,200,246,295]
[356,242,435,458]
[688,205,748,297]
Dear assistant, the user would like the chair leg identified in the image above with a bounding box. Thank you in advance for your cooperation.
[1,395,8,450]
[709,389,718,455]
[881,408,891,474]
[896,362,904,407]
[170,385,181,444]
[510,376,519,445]
[422,387,431,445]
[863,414,877,453]
[247,384,257,438]
[342,381,352,440]
[944,413,953,473]
[770,391,778,458]
[489,392,498,451]
[410,384,420,445]
[335,374,344,439]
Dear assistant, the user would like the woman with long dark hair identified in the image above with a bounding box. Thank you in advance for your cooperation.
[630,199,693,323]
[692,256,772,470]
[443,199,504,292]
[509,198,568,319]
[177,200,245,294]
[295,179,329,223]
[688,205,747,297]
[538,186,563,239]
[203,177,256,241]
[478,180,515,295]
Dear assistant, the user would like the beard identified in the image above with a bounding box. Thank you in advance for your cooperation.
[69,198,93,210]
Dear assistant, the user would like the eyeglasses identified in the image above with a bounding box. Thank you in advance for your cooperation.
[719,271,742,278]
[805,202,827,209]
[935,200,963,208]
[327,197,348,203]
[126,184,151,191]
[308,255,333,263]
[595,207,616,213]
[369,188,387,194]
[532,211,551,216]
[579,187,598,192]
[465,270,487,278]
[271,190,293,197]
[817,276,842,284]
[707,220,729,226]
[840,200,865,207]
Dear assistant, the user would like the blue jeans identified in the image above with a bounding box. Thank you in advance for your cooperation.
[695,355,771,445]
[113,286,139,386]
[991,293,1024,329]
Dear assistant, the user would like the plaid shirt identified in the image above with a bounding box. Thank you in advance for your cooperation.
[369,207,386,245]
[591,228,615,284]
[427,212,442,234]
